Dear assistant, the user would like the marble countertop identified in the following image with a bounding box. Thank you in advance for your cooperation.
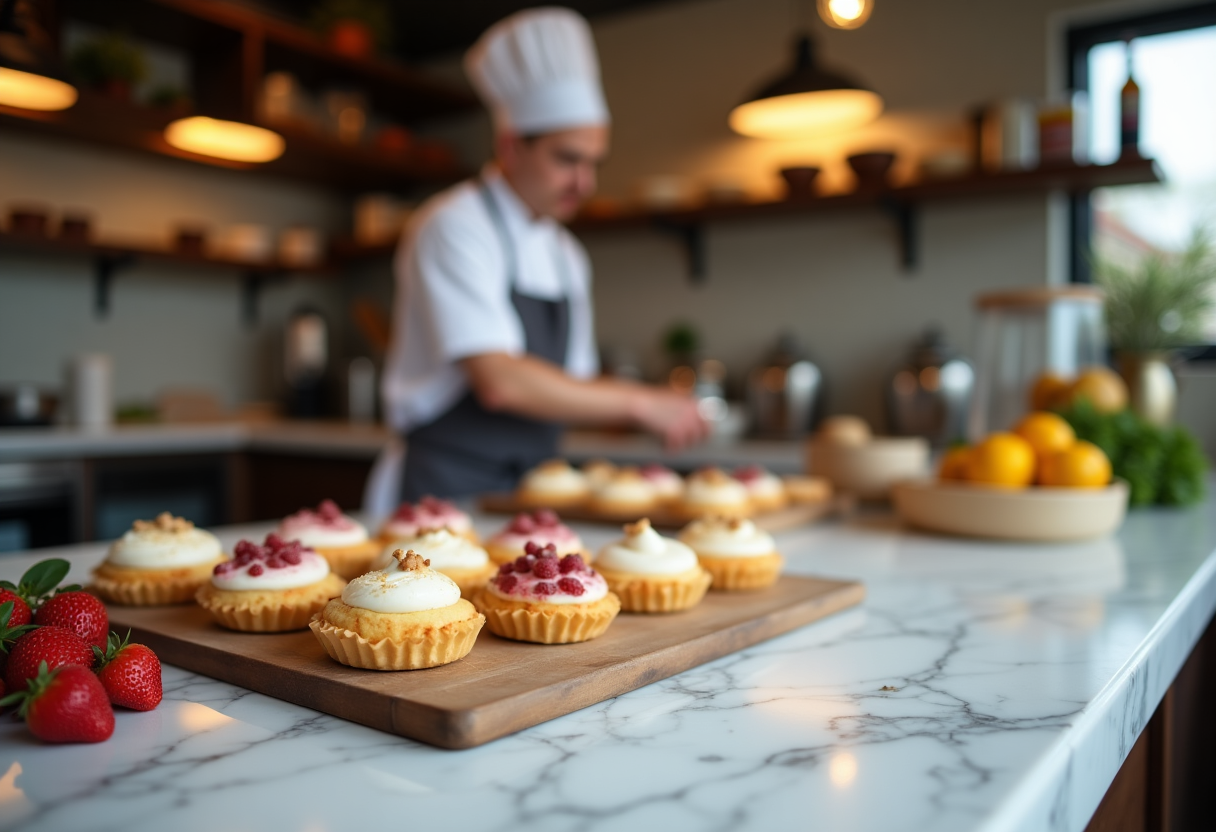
[2,489,1214,832]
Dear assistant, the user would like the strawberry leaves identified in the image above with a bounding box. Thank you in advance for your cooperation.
[0,558,72,610]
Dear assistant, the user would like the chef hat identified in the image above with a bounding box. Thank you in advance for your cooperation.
[464,7,610,135]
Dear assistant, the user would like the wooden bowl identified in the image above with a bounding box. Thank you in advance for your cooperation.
[779,166,821,200]
[807,436,930,499]
[891,478,1129,542]
[846,151,897,190]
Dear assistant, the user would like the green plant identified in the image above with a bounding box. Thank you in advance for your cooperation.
[68,32,148,89]
[662,322,700,357]
[309,0,393,49]
[1093,231,1216,352]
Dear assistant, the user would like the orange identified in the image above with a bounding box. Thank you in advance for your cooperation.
[965,432,1036,488]
[938,446,972,481]
[1029,373,1072,411]
[1068,367,1128,414]
[1013,411,1076,462]
[1039,441,1112,488]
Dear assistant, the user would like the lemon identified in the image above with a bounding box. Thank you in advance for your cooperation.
[1068,367,1128,413]
[1014,411,1076,462]
[938,446,972,481]
[1029,373,1072,411]
[965,433,1036,488]
[1039,441,1113,488]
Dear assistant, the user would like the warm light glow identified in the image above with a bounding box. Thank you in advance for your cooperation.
[730,89,883,138]
[819,0,873,29]
[176,702,237,732]
[0,67,77,111]
[829,751,858,787]
[164,116,285,163]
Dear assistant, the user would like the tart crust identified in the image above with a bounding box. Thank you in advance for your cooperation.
[473,589,620,644]
[310,598,485,670]
[195,573,347,632]
[587,495,659,519]
[91,556,228,606]
[516,487,589,510]
[676,497,753,521]
[695,551,784,590]
[315,540,383,580]
[593,564,712,613]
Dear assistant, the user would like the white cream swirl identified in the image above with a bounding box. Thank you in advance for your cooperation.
[107,527,223,568]
[374,529,489,571]
[211,552,331,591]
[341,567,461,613]
[595,473,657,504]
[684,471,749,508]
[679,517,776,558]
[595,521,699,575]
[277,518,368,549]
[523,462,589,495]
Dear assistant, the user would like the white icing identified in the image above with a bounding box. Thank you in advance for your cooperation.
[596,523,699,575]
[595,474,657,504]
[679,518,776,558]
[374,529,489,571]
[211,552,331,591]
[107,526,223,568]
[683,473,749,508]
[744,473,785,498]
[523,464,589,496]
[277,519,368,549]
[341,567,462,614]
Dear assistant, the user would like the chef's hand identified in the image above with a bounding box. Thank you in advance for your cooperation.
[632,389,711,451]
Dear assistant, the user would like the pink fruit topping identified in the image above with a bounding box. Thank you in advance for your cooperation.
[557,577,585,596]
[559,553,584,574]
[216,534,314,576]
[282,499,352,529]
[732,465,764,483]
[532,557,559,579]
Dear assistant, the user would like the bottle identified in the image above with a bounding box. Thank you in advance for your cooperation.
[1119,43,1140,157]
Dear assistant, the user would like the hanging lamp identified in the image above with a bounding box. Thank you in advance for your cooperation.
[729,35,882,138]
[164,115,285,163]
[0,0,78,111]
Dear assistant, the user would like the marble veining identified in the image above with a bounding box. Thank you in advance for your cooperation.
[2,492,1214,832]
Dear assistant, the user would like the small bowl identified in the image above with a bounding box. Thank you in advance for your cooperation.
[779,166,821,200]
[891,478,1129,542]
[846,152,897,190]
[807,436,930,499]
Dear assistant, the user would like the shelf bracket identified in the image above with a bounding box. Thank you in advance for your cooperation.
[93,254,135,318]
[653,220,707,284]
[880,198,918,273]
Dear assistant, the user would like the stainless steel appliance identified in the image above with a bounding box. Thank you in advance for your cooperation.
[886,328,974,447]
[747,334,821,439]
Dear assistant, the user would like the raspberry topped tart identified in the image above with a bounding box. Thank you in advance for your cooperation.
[593,519,712,613]
[310,549,485,670]
[485,510,586,565]
[372,527,496,598]
[474,543,620,644]
[379,496,476,543]
[733,465,789,512]
[517,459,591,509]
[195,534,346,632]
[639,463,684,504]
[678,468,752,519]
[92,513,228,606]
[678,515,784,590]
[277,499,380,580]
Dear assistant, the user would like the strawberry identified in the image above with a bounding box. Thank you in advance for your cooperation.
[35,590,108,648]
[0,600,37,680]
[93,631,162,711]
[0,661,114,743]
[0,589,30,627]
[0,557,74,612]
[5,626,94,692]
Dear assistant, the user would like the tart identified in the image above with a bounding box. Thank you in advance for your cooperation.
[277,499,380,580]
[733,465,789,512]
[517,459,591,509]
[473,545,619,643]
[677,468,752,519]
[678,515,783,590]
[372,527,496,599]
[91,513,228,606]
[379,496,477,544]
[310,550,485,670]
[196,535,346,632]
[639,463,684,505]
[484,509,586,565]
[588,466,658,517]
[593,519,711,613]
[581,458,618,489]
[782,475,833,505]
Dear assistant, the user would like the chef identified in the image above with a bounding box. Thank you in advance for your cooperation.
[377,7,708,503]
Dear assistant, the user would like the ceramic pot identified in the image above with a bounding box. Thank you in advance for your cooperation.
[1117,351,1176,426]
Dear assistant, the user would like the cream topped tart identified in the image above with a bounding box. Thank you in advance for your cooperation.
[678,468,752,519]
[678,515,784,590]
[593,519,712,612]
[485,509,586,565]
[310,549,485,670]
[91,513,228,606]
[372,527,496,598]
[639,463,685,503]
[196,534,345,632]
[580,458,618,488]
[474,544,619,643]
[517,459,591,509]
[277,499,380,580]
[733,465,789,512]
[379,496,476,542]
[588,466,658,517]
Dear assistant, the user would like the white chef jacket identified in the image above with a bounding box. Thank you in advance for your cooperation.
[381,167,600,435]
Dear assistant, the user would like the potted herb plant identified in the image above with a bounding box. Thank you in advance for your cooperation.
[68,32,147,102]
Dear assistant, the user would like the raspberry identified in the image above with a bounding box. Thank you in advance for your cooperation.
[267,557,285,569]
[282,550,302,566]
[497,562,514,575]
[264,533,285,549]
[513,556,532,574]
[317,499,342,520]
[539,543,557,558]
[394,504,417,522]
[533,581,556,596]
[535,509,559,527]
[496,575,518,593]
[559,554,584,574]
[248,563,264,576]
[557,577,585,596]
[524,541,542,556]
[234,539,259,560]
[215,562,236,575]
[533,557,559,579]
[512,514,536,534]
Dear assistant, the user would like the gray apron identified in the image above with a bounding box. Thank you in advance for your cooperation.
[401,179,572,500]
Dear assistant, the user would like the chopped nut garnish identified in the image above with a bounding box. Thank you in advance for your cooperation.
[392,549,430,571]
[623,518,652,536]
[133,512,194,533]
[880,685,898,692]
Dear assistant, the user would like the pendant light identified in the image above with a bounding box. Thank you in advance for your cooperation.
[818,0,873,30]
[164,116,285,163]
[729,35,882,139]
[0,0,78,111]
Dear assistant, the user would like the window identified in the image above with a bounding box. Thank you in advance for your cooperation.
[1068,3,1216,358]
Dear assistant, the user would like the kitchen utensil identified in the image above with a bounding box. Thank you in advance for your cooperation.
[892,478,1128,541]
[846,151,897,190]
[279,226,323,267]
[0,384,58,427]
[779,166,821,199]
[886,328,974,447]
[807,436,929,499]
[748,333,820,439]
[969,287,1106,440]
[66,353,112,429]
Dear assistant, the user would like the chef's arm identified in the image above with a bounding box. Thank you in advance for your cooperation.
[461,352,709,450]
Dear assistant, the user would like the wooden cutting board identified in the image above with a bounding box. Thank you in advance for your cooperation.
[109,576,864,749]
